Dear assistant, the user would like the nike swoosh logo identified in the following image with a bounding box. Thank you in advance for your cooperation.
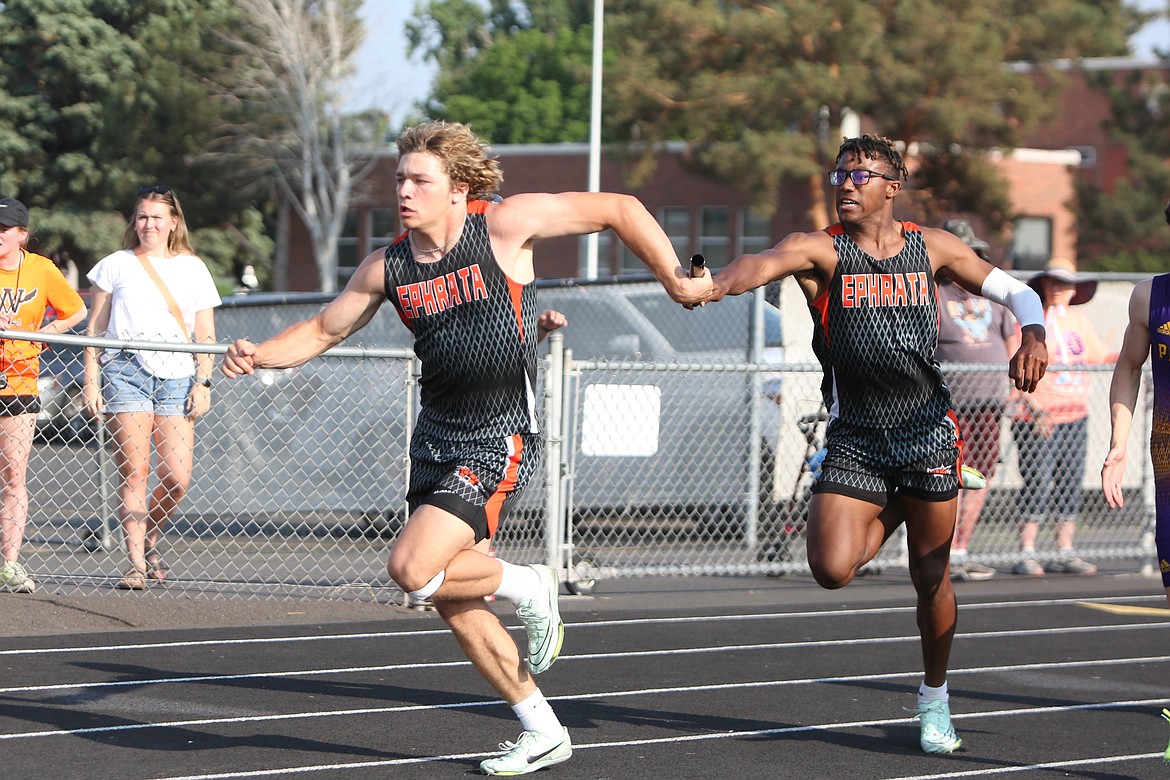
[527,741,565,764]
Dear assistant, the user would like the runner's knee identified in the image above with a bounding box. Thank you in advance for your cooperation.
[395,567,445,600]
[808,554,854,589]
[386,551,444,595]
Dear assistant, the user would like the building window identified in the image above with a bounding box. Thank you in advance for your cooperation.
[738,209,772,256]
[1011,216,1052,271]
[579,232,615,278]
[661,207,691,259]
[369,209,398,246]
[336,209,362,287]
[698,206,730,266]
[336,209,401,288]
[615,207,691,276]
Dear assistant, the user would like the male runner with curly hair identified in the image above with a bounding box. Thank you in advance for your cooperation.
[223,121,711,775]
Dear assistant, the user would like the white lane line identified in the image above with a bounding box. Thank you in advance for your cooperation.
[2,593,1161,657]
[1,621,1166,695]
[143,704,1170,780]
[150,752,1169,780]
[3,655,1168,741]
[0,629,450,657]
[885,752,1166,779]
[0,660,468,695]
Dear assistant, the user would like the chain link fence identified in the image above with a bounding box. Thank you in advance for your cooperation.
[5,278,1156,600]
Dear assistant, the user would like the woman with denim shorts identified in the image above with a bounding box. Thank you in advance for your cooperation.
[83,187,221,590]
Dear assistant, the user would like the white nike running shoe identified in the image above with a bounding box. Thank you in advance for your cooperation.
[479,728,572,775]
[517,564,564,675]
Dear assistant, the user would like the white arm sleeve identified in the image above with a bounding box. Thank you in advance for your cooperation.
[980,267,1045,330]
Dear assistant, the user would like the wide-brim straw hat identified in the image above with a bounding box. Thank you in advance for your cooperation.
[1027,256,1097,306]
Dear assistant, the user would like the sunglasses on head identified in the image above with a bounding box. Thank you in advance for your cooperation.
[138,185,173,196]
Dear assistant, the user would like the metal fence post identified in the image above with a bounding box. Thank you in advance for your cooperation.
[746,290,770,549]
[94,417,119,551]
[543,334,565,572]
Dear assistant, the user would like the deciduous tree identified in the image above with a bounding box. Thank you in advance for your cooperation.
[212,0,374,293]
[407,0,596,143]
[1074,65,1170,271]
[603,0,1138,227]
[0,0,273,283]
[409,0,1141,232]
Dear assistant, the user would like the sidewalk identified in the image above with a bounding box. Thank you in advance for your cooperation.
[4,590,405,637]
[5,563,1163,638]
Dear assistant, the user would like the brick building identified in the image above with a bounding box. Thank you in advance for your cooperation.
[274,56,1168,292]
[1005,56,1170,270]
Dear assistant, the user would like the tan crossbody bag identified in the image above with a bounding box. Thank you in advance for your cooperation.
[135,252,206,380]
[135,251,191,343]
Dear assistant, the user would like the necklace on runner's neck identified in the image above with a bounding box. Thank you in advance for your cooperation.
[411,216,464,255]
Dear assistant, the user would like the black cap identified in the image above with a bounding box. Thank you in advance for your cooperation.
[0,198,29,229]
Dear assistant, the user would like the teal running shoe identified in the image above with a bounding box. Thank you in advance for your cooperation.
[517,564,563,675]
[1161,708,1170,764]
[910,699,963,754]
[479,729,572,776]
[959,464,986,490]
[0,560,36,593]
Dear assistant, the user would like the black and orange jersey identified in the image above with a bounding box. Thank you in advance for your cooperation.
[811,222,952,430]
[384,201,539,441]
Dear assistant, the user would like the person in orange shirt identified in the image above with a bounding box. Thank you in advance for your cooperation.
[0,198,87,593]
[1011,257,1111,576]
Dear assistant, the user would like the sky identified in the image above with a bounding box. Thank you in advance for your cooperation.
[346,4,437,120]
[348,2,1169,121]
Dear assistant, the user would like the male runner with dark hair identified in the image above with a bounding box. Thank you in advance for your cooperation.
[708,135,1048,753]
[222,120,712,775]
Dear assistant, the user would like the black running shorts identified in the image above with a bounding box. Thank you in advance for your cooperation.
[407,432,542,542]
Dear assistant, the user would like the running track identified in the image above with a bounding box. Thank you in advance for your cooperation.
[2,570,1169,779]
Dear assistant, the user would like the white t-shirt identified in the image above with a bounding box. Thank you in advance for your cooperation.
[87,249,222,379]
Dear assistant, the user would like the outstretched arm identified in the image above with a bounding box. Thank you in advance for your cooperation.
[711,231,828,302]
[1102,280,1153,508]
[487,192,711,307]
[222,249,387,377]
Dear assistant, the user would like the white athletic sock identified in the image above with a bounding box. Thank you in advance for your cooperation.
[918,681,949,704]
[494,559,540,605]
[512,690,563,738]
[950,548,968,562]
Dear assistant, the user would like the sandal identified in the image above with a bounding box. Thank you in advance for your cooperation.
[145,549,170,583]
[117,561,148,591]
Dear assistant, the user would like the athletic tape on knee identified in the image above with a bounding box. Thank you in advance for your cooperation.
[409,570,446,601]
